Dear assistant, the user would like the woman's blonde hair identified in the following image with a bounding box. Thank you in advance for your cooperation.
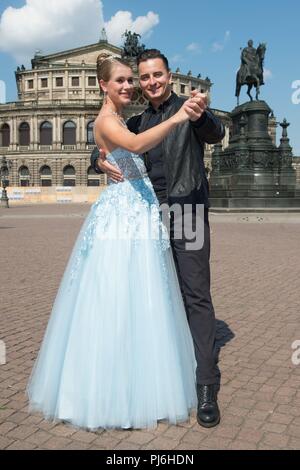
[96,53,131,84]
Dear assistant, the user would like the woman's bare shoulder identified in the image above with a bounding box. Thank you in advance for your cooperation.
[95,114,126,134]
[95,113,115,126]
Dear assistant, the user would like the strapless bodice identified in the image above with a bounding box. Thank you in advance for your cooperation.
[106,148,147,184]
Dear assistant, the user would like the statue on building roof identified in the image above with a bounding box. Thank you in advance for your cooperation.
[99,27,107,43]
[121,30,145,58]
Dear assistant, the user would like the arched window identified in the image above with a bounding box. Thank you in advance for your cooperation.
[87,166,100,186]
[87,121,95,145]
[63,121,76,145]
[0,123,10,147]
[19,122,30,146]
[63,165,76,186]
[40,121,52,145]
[19,165,30,187]
[40,165,52,187]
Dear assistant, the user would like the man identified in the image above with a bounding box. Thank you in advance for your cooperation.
[91,49,225,428]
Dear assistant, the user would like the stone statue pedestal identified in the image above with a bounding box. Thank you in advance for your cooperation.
[210,100,300,210]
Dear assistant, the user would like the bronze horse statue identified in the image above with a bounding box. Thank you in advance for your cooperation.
[235,43,266,105]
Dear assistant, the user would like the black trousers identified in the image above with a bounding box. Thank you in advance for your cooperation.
[169,207,220,386]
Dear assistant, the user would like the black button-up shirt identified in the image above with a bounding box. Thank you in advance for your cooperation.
[128,92,209,207]
[142,95,172,205]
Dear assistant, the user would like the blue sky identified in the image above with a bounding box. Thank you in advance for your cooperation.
[0,0,299,154]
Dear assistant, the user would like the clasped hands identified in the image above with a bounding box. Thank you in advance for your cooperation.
[183,89,208,122]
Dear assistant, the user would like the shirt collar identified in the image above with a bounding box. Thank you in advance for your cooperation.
[148,91,177,113]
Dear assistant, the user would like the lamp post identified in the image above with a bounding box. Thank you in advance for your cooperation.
[0,156,12,208]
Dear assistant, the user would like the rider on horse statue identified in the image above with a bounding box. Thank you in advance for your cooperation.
[236,39,266,104]
[240,40,263,84]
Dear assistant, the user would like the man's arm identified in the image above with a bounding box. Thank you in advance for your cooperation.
[90,146,103,174]
[191,108,225,144]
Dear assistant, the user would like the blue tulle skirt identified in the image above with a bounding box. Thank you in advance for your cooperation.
[27,177,197,429]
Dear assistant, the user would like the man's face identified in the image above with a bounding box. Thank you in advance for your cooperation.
[138,58,172,104]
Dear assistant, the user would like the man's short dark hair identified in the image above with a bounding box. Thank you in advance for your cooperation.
[137,49,170,71]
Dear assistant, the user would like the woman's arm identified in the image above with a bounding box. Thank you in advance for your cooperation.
[95,104,189,155]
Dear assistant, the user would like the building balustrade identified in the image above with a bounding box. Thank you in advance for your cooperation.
[39,145,53,151]
[18,145,30,151]
[0,143,99,152]
[62,144,76,151]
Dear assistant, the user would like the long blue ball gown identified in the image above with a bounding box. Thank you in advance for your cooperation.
[27,148,197,430]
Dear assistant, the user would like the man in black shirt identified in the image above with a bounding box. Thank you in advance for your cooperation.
[91,49,225,428]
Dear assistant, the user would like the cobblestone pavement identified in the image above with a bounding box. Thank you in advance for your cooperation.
[1,204,300,450]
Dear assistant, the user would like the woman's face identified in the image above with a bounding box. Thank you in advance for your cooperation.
[101,64,134,107]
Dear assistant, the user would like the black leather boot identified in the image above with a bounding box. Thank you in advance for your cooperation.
[197,384,220,428]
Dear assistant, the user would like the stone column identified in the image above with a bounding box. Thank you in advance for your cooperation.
[12,117,17,151]
[56,114,61,149]
[82,69,86,100]
[52,156,58,186]
[78,157,82,185]
[81,115,85,149]
[65,68,69,100]
[49,70,53,101]
[36,157,40,186]
[11,158,18,186]
[52,114,57,149]
[8,117,14,151]
[30,116,34,150]
[34,72,38,99]
[77,115,81,148]
[33,115,38,150]
[58,158,63,186]
[81,157,88,185]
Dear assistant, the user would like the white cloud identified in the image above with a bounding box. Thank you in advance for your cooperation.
[169,54,183,64]
[105,11,159,46]
[211,30,231,53]
[264,68,273,81]
[0,0,104,63]
[0,1,159,64]
[186,42,202,54]
[212,42,223,52]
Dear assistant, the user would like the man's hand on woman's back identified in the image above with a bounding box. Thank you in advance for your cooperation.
[96,148,124,183]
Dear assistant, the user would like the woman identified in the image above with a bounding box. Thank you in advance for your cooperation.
[27,55,197,430]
